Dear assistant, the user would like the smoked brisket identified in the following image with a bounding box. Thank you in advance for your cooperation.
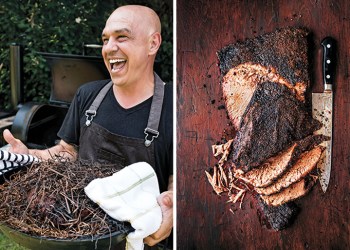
[235,134,327,187]
[207,27,325,231]
[232,81,321,172]
[220,63,307,129]
[257,196,300,231]
[260,176,317,206]
[217,28,310,129]
[255,145,324,195]
[217,27,310,88]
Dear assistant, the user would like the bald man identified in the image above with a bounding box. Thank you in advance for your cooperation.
[3,5,173,249]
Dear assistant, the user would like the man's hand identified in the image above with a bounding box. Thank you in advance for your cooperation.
[144,190,173,247]
[3,129,77,161]
[3,129,29,154]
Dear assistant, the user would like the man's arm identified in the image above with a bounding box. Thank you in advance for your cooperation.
[144,175,174,247]
[3,129,77,161]
[29,140,77,160]
[167,175,173,191]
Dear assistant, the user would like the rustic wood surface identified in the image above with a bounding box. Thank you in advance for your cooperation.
[176,0,350,249]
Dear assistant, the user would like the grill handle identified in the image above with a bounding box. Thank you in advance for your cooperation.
[82,43,103,55]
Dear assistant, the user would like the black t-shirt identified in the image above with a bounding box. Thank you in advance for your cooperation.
[57,79,173,192]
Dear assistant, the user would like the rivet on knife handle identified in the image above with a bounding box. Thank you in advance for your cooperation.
[321,37,336,92]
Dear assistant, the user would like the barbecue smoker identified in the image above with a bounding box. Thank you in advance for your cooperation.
[3,44,109,149]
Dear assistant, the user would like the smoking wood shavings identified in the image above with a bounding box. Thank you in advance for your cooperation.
[0,158,131,239]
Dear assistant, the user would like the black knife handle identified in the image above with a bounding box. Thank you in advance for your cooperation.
[321,37,336,92]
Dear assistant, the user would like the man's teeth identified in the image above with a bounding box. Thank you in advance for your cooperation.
[109,59,126,63]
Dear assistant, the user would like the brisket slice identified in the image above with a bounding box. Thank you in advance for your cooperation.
[235,134,328,188]
[257,196,300,231]
[235,143,297,187]
[221,63,306,129]
[260,176,317,207]
[255,145,324,196]
[217,27,310,129]
[232,81,321,172]
[217,27,310,89]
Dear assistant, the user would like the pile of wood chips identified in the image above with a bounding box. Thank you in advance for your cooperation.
[0,158,131,239]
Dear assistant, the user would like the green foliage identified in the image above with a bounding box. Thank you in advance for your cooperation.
[0,0,173,110]
[0,233,27,250]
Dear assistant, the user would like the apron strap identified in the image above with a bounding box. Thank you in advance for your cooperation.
[144,73,165,147]
[85,81,113,126]
[84,73,165,147]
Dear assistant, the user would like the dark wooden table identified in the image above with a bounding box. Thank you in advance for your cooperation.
[177,0,350,249]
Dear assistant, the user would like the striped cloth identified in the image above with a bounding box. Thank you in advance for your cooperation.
[0,150,39,175]
[84,162,162,250]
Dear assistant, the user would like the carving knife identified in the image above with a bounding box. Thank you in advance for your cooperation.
[312,37,336,193]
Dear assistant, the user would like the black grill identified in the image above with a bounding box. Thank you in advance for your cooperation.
[0,44,109,148]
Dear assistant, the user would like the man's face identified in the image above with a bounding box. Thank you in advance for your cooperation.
[101,9,151,87]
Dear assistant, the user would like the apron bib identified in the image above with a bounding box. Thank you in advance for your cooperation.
[78,74,169,249]
[78,73,164,170]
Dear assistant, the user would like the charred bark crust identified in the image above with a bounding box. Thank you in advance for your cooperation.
[257,195,300,231]
[217,27,310,88]
[232,81,321,172]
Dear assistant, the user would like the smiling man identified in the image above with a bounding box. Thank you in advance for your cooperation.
[102,6,161,98]
[3,5,173,249]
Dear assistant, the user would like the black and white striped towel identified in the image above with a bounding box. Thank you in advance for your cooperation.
[0,150,39,175]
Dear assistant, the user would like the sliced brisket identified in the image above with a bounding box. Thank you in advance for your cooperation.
[255,145,324,196]
[221,63,306,129]
[208,27,324,231]
[217,28,310,129]
[235,143,297,188]
[260,176,317,207]
[232,81,321,172]
[235,134,328,187]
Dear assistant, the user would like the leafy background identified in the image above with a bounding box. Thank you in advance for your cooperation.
[0,0,173,111]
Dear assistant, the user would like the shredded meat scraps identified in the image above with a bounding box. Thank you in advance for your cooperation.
[206,140,248,205]
[212,139,234,166]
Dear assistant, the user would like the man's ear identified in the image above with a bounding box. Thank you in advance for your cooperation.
[149,32,162,55]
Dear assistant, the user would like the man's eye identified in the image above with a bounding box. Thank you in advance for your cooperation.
[117,35,128,41]
[102,38,109,45]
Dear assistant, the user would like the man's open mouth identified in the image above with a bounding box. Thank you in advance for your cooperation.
[109,58,127,72]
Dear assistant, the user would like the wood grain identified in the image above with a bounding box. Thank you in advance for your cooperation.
[176,0,350,249]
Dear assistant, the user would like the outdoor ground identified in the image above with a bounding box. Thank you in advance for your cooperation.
[0,233,27,250]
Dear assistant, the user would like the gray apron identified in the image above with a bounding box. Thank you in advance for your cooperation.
[78,73,164,170]
[78,73,169,249]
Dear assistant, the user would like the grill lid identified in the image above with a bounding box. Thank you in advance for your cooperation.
[40,52,110,106]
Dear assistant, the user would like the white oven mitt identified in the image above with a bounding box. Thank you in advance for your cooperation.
[0,150,39,175]
[84,162,162,250]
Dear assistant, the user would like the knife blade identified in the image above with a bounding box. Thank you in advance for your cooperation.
[312,37,336,193]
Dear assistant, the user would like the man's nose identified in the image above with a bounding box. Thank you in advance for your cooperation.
[104,39,119,52]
